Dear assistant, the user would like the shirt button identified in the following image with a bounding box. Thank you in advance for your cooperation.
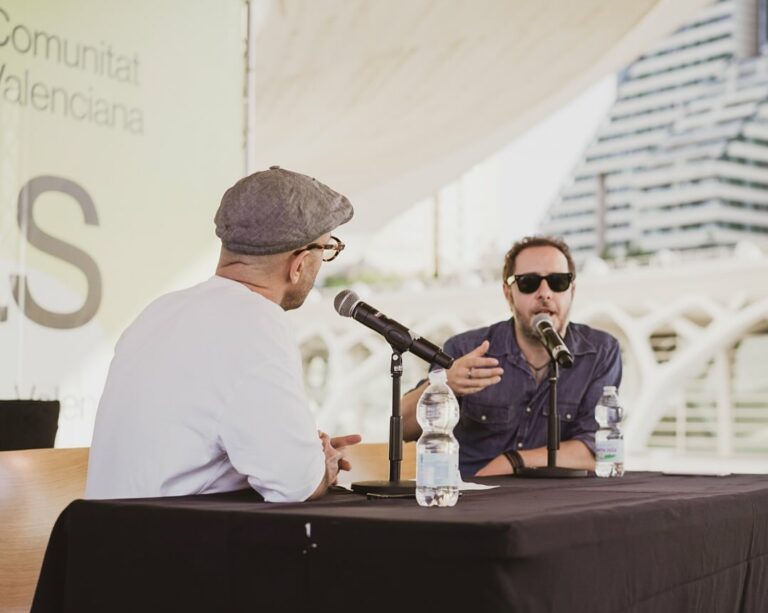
[525,407,532,413]
[481,415,487,421]
[565,413,572,419]
[517,442,523,449]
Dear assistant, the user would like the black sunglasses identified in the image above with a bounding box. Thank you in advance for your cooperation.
[507,272,573,294]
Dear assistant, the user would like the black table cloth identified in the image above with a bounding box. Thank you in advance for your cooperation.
[32,472,768,612]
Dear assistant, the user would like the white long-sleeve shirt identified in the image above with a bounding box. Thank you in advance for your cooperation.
[86,275,325,502]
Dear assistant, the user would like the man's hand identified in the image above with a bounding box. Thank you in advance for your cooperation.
[446,340,503,396]
[319,432,362,484]
[330,433,362,472]
[475,440,596,476]
[319,432,342,485]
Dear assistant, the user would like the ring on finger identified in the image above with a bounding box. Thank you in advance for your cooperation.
[468,367,473,379]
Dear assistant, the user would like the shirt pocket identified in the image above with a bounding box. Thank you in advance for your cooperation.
[461,400,514,432]
[542,400,580,424]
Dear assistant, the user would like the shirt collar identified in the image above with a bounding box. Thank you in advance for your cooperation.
[489,318,597,366]
[484,319,526,371]
[564,322,598,356]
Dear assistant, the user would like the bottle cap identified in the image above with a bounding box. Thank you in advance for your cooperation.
[428,368,447,384]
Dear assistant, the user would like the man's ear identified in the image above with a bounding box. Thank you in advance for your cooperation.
[288,252,308,284]
[502,282,513,305]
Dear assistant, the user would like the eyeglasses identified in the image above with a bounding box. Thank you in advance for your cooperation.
[293,235,345,262]
[507,272,573,294]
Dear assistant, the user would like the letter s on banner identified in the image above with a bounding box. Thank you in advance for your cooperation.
[13,176,102,329]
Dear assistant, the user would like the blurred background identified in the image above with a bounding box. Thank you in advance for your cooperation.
[2,0,767,472]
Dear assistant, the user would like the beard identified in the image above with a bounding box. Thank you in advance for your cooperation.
[517,317,541,344]
[281,289,309,310]
[513,305,570,343]
[281,280,313,310]
[281,260,319,310]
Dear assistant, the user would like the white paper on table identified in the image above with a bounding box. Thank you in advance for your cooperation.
[335,479,498,491]
[662,470,732,477]
[458,480,498,491]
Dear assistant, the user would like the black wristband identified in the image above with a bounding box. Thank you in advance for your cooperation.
[504,450,525,474]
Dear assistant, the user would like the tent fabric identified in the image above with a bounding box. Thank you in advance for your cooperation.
[249,0,709,231]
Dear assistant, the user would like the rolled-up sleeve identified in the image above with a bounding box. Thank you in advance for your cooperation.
[569,337,623,454]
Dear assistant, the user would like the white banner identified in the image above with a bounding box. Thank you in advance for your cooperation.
[0,0,244,445]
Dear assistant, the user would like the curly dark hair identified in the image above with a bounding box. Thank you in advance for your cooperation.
[502,236,576,284]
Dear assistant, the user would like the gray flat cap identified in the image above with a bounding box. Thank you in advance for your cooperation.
[215,166,354,255]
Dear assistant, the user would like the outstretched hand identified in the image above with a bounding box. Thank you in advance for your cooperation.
[319,432,362,482]
[446,340,503,396]
[330,433,362,472]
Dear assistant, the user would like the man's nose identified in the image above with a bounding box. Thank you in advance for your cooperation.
[536,279,554,299]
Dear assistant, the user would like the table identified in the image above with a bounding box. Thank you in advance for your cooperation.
[32,472,768,612]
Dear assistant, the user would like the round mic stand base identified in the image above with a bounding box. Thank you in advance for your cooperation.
[515,466,588,478]
[350,480,416,497]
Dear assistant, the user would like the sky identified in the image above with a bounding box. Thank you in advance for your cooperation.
[335,75,617,279]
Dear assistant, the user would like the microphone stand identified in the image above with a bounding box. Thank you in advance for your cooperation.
[351,349,416,496]
[516,359,588,478]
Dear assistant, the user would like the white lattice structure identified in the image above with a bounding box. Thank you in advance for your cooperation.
[292,247,768,472]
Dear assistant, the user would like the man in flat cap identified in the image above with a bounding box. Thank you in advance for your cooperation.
[86,166,360,502]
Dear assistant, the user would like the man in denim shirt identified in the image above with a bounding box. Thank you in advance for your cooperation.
[402,236,622,478]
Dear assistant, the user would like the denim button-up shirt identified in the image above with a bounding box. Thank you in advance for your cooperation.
[434,318,622,477]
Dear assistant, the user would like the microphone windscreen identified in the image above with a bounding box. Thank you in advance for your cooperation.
[531,313,553,329]
[334,289,360,317]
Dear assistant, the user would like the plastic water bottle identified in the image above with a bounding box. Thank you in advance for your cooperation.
[416,369,460,507]
[595,386,624,477]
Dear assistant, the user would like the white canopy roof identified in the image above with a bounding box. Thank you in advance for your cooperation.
[249,0,708,232]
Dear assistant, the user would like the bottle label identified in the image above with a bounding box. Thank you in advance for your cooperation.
[596,439,624,463]
[595,404,622,427]
[417,453,459,488]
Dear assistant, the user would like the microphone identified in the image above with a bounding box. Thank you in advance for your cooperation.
[532,313,574,368]
[334,290,454,368]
